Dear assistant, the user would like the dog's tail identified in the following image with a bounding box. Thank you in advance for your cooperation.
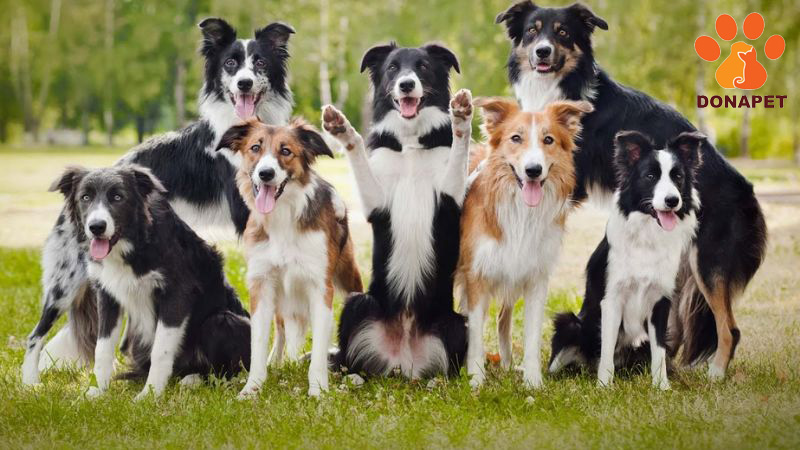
[548,312,587,373]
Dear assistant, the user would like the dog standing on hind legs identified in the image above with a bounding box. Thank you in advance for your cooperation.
[456,97,593,388]
[322,43,472,377]
[216,119,362,398]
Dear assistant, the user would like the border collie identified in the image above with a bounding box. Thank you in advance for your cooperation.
[496,1,767,379]
[321,42,471,378]
[22,18,294,386]
[216,119,362,398]
[457,98,592,388]
[49,165,250,400]
[549,131,704,390]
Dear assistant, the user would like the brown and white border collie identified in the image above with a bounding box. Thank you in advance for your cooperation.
[216,119,362,398]
[456,97,592,388]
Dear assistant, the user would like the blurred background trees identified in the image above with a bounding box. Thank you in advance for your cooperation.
[0,0,796,159]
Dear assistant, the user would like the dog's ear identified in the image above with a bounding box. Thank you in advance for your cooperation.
[49,166,88,197]
[255,22,295,48]
[198,18,237,56]
[423,43,460,74]
[567,3,608,32]
[217,122,254,153]
[614,131,652,168]
[495,1,538,44]
[669,131,705,170]
[474,97,519,135]
[294,120,334,162]
[547,100,594,138]
[129,166,167,198]
[360,42,396,73]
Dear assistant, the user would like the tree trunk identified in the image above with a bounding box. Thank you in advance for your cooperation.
[334,16,349,110]
[103,0,115,147]
[318,0,332,106]
[9,4,36,142]
[81,105,90,146]
[136,116,145,143]
[34,0,62,122]
[175,56,186,128]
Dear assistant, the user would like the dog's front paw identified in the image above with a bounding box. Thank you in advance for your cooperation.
[322,105,360,151]
[707,363,726,381]
[85,386,104,399]
[307,378,328,397]
[450,89,473,139]
[523,372,543,390]
[468,373,485,389]
[134,385,158,402]
[654,378,671,391]
[237,382,261,401]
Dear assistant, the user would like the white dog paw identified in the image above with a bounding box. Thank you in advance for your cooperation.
[134,386,158,402]
[179,374,203,388]
[85,386,104,399]
[654,379,671,391]
[237,383,261,401]
[708,363,726,381]
[449,89,473,138]
[322,105,359,150]
[523,373,543,390]
[468,374,485,389]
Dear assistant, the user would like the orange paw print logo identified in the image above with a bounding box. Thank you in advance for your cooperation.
[695,13,785,90]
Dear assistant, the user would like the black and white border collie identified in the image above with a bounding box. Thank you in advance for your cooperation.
[21,18,294,386]
[322,42,471,378]
[549,131,704,390]
[496,1,767,379]
[50,165,250,400]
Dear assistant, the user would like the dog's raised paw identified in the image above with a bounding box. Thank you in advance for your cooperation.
[322,105,360,151]
[450,89,473,138]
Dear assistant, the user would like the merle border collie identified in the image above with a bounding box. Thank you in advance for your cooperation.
[496,1,767,379]
[457,98,592,388]
[550,131,705,390]
[21,18,294,386]
[49,165,250,400]
[322,42,471,378]
[216,119,362,398]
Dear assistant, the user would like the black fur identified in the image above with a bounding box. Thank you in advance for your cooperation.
[500,2,766,369]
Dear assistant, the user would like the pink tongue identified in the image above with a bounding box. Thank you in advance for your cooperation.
[399,98,419,118]
[234,94,256,120]
[656,210,678,231]
[255,184,277,214]
[90,238,110,260]
[522,180,544,207]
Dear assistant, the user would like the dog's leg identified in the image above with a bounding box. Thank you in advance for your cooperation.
[441,89,473,204]
[465,278,488,388]
[522,282,547,389]
[23,219,88,385]
[598,294,622,388]
[239,281,275,400]
[134,319,187,401]
[284,315,306,362]
[85,290,121,398]
[649,297,671,390]
[268,316,285,367]
[307,283,334,397]
[322,105,384,214]
[497,299,514,370]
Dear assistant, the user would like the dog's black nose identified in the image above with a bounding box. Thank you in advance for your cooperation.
[665,196,680,208]
[535,46,552,58]
[238,79,253,92]
[399,79,415,94]
[259,168,275,182]
[525,164,543,179]
[88,221,106,236]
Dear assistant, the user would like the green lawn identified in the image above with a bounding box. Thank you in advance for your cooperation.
[1,148,799,448]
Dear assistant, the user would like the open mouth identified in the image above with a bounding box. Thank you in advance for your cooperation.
[652,209,679,231]
[393,96,423,119]
[230,91,264,120]
[89,233,120,261]
[534,62,555,73]
[509,164,546,207]
[253,178,289,214]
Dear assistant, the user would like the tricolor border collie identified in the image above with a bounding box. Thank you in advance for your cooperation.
[322,42,471,378]
[50,165,250,400]
[457,97,592,388]
[496,1,767,378]
[22,18,294,386]
[549,131,704,390]
[216,119,362,398]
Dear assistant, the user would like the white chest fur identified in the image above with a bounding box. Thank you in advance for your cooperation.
[369,146,452,301]
[87,241,162,345]
[471,185,567,294]
[605,207,697,343]
[513,72,566,112]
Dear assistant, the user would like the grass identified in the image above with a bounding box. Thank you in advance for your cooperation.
[1,148,799,448]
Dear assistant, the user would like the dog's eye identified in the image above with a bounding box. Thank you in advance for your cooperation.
[254,59,266,69]
[510,134,522,143]
[387,63,398,71]
[647,173,656,181]
[528,27,537,35]
[559,29,568,38]
[543,136,554,145]
[224,58,237,68]
[419,62,429,71]
[674,172,683,181]
[113,194,122,202]
[81,194,90,202]
[250,144,261,153]
[280,147,292,156]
